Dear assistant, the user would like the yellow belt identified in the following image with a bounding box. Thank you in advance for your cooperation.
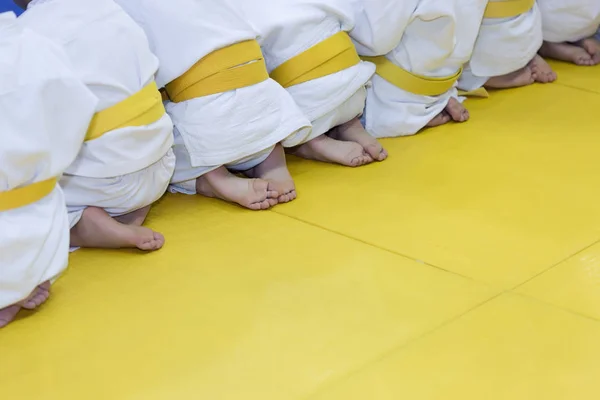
[0,178,56,212]
[361,55,462,96]
[165,40,269,103]
[270,31,361,88]
[86,81,165,141]
[484,0,535,18]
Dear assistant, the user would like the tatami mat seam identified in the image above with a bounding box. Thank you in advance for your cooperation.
[509,238,600,292]
[508,292,600,323]
[271,209,492,286]
[301,292,504,400]
[554,82,600,96]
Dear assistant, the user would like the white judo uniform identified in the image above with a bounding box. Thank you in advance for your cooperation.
[20,0,175,227]
[0,11,97,309]
[538,0,600,42]
[458,1,544,91]
[115,0,311,193]
[356,0,488,138]
[234,0,376,145]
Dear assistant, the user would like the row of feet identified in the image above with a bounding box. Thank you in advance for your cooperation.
[43,46,593,256]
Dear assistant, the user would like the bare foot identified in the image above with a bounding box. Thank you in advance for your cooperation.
[0,281,51,328]
[288,134,373,167]
[539,41,594,66]
[196,166,278,210]
[0,305,20,328]
[20,281,51,310]
[485,66,535,88]
[328,117,387,161]
[528,54,558,83]
[426,111,451,127]
[577,37,600,65]
[244,145,296,204]
[70,206,165,251]
[114,205,150,226]
[445,97,470,122]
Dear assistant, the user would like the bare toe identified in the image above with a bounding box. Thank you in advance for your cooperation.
[426,112,450,127]
[352,153,373,167]
[579,37,600,65]
[329,118,387,162]
[540,41,594,66]
[197,166,278,210]
[290,135,374,167]
[528,55,557,83]
[0,305,21,328]
[21,293,47,310]
[20,282,51,310]
[364,143,387,161]
[445,98,469,122]
[245,145,297,204]
[135,230,165,251]
[277,189,297,204]
[246,179,277,210]
[461,109,470,122]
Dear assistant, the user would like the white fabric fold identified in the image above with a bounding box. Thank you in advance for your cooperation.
[20,0,176,222]
[20,0,174,179]
[115,0,311,171]
[357,0,488,138]
[234,0,375,144]
[0,11,97,308]
[459,2,543,91]
[538,0,600,43]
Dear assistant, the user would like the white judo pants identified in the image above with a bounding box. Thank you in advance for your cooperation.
[61,149,176,228]
[168,127,275,195]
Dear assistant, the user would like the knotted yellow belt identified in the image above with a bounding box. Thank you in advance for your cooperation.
[164,40,269,103]
[484,0,535,18]
[361,56,489,98]
[0,178,57,212]
[270,31,361,88]
[86,81,165,141]
[361,55,462,96]
[1,81,166,211]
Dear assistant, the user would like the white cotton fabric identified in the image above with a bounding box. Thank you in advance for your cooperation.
[20,0,175,221]
[234,0,376,144]
[356,0,488,138]
[538,0,600,43]
[63,150,176,228]
[115,0,311,175]
[458,2,543,91]
[168,128,274,195]
[0,12,97,308]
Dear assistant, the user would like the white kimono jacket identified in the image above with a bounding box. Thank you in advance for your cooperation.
[234,0,376,144]
[357,0,488,138]
[0,12,97,308]
[538,0,600,42]
[459,2,543,91]
[115,0,311,186]
[20,0,175,226]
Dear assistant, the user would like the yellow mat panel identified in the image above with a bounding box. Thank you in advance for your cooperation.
[518,241,600,320]
[1,63,600,399]
[0,195,495,399]
[308,294,600,400]
[549,60,600,94]
[280,83,600,288]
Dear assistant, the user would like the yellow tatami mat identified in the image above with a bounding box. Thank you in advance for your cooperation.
[2,63,600,400]
[549,60,600,93]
